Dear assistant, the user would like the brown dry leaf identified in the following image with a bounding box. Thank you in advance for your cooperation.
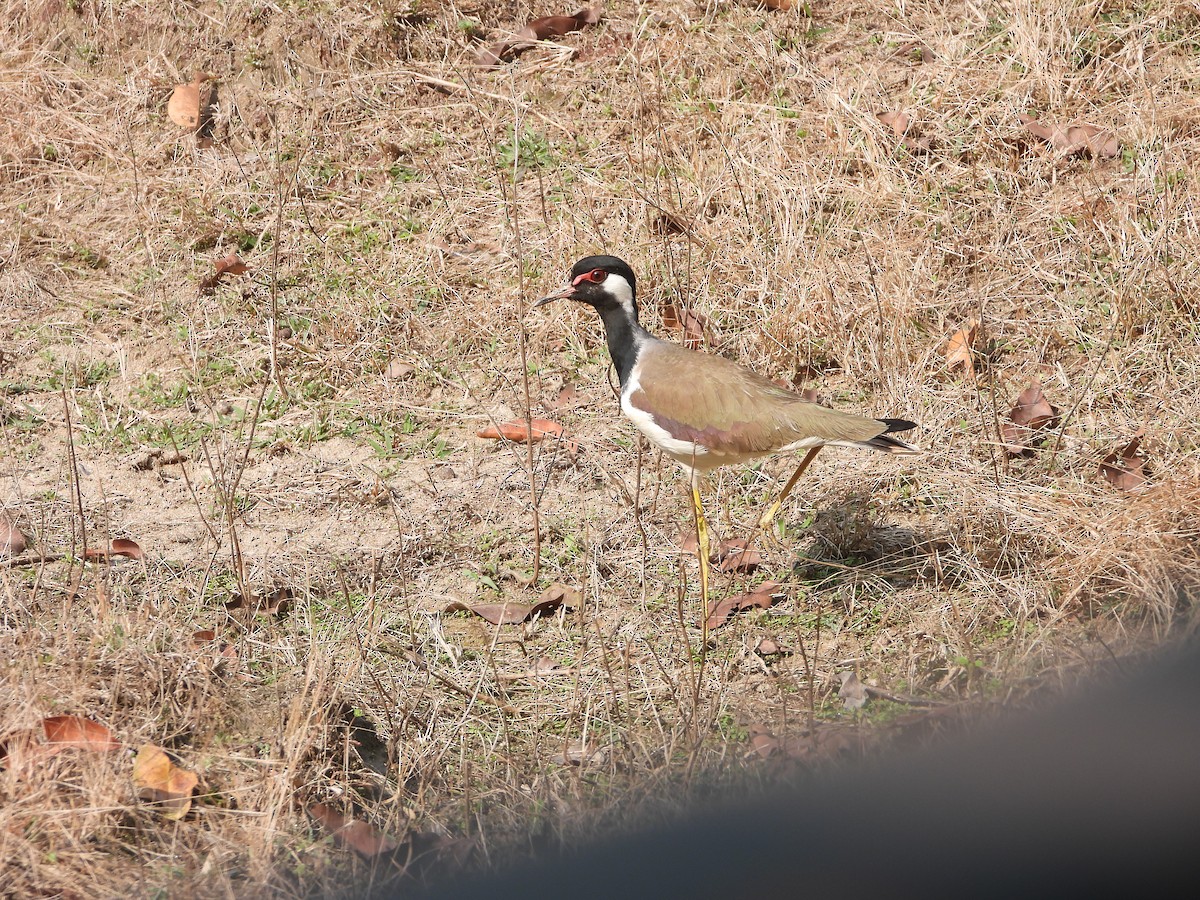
[384,359,415,379]
[1100,433,1148,492]
[1,518,27,557]
[446,585,573,626]
[715,539,763,573]
[945,319,979,376]
[661,301,706,350]
[532,582,579,615]
[706,581,782,630]
[876,110,931,153]
[133,743,199,820]
[167,76,205,128]
[837,671,868,710]
[476,6,603,68]
[191,629,237,662]
[476,418,564,443]
[758,0,795,9]
[1019,113,1119,159]
[309,803,399,858]
[83,538,144,561]
[42,715,120,752]
[1002,380,1061,457]
[199,252,249,292]
[546,384,578,410]
[225,586,292,616]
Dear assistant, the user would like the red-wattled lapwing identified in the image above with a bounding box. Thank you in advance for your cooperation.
[535,255,920,638]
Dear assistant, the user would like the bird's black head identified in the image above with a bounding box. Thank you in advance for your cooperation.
[534,255,639,320]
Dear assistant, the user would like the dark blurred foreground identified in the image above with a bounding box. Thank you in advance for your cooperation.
[405,641,1199,899]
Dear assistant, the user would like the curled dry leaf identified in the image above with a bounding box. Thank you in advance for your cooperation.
[1,518,27,557]
[225,585,293,616]
[199,252,249,292]
[1100,433,1148,492]
[706,581,783,631]
[83,538,144,561]
[309,803,399,858]
[445,585,574,626]
[133,743,199,820]
[1019,113,1120,159]
[1001,380,1061,457]
[476,6,603,68]
[43,715,121,752]
[876,110,932,153]
[476,418,564,443]
[945,318,979,376]
[167,75,207,128]
[661,301,706,350]
[836,671,868,710]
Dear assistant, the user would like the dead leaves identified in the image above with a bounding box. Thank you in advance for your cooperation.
[476,7,603,68]
[309,803,399,858]
[945,319,980,376]
[43,715,121,752]
[678,533,763,573]
[199,252,249,293]
[1100,433,1148,492]
[167,74,209,129]
[476,417,564,443]
[706,581,783,631]
[445,582,578,625]
[1,518,27,557]
[133,743,200,820]
[876,110,931,154]
[1001,381,1061,458]
[83,538,144,561]
[1020,113,1120,159]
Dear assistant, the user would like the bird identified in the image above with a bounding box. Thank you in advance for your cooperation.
[534,255,919,639]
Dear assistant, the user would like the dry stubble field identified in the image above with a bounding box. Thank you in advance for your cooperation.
[2,0,1200,896]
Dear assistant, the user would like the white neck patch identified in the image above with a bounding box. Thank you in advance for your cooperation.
[602,273,637,320]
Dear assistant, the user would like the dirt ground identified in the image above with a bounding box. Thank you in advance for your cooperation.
[2,0,1199,896]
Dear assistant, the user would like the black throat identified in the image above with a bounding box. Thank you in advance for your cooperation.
[595,302,649,390]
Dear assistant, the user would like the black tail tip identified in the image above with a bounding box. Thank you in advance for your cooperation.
[881,417,918,434]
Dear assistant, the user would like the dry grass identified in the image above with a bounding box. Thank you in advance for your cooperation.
[2,0,1199,895]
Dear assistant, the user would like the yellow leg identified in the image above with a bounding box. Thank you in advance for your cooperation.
[758,446,823,535]
[691,481,711,644]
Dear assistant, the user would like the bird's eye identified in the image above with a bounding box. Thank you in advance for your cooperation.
[589,269,608,283]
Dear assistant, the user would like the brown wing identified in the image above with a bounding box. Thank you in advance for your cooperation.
[629,341,886,454]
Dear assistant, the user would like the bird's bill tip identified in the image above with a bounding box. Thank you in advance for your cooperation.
[532,286,576,308]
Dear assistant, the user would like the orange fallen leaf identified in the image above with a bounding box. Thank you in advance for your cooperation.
[945,319,979,376]
[83,538,143,561]
[309,803,399,858]
[133,743,199,820]
[167,75,206,128]
[476,7,603,68]
[476,418,564,443]
[42,716,120,752]
[1019,114,1119,159]
[1100,433,1148,492]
